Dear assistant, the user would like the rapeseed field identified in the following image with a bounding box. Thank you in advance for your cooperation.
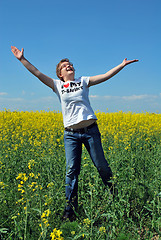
[0,110,160,239]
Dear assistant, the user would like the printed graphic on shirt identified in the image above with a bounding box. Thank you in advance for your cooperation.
[61,81,83,94]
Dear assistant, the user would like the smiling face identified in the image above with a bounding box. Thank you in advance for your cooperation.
[56,58,75,82]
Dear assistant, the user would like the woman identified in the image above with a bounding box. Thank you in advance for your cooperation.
[11,46,138,221]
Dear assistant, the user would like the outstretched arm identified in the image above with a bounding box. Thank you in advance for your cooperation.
[88,58,139,87]
[11,46,55,90]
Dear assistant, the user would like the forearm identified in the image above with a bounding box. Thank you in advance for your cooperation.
[101,62,125,81]
[89,62,125,86]
[19,56,54,89]
[20,56,41,78]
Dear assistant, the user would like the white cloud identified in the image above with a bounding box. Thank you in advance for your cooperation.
[0,92,8,96]
[21,91,36,96]
[104,96,120,100]
[89,94,161,113]
[0,93,161,113]
[41,96,56,101]
[0,95,60,112]
[90,95,99,98]
[121,94,158,101]
[90,94,160,101]
[0,97,23,102]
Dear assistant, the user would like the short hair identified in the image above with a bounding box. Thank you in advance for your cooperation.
[56,58,74,81]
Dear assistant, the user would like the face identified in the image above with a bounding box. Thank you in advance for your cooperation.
[59,61,75,80]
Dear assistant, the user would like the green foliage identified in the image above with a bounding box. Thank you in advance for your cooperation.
[0,111,160,239]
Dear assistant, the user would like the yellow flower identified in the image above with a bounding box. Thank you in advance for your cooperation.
[89,183,93,188]
[83,218,91,226]
[23,175,28,182]
[50,228,64,240]
[0,182,6,189]
[16,173,23,180]
[47,182,54,188]
[28,159,36,169]
[99,226,106,233]
[29,173,34,177]
[46,209,50,217]
[41,209,50,218]
[108,146,113,150]
[41,212,46,218]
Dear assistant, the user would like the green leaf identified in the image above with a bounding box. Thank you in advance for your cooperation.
[0,228,8,233]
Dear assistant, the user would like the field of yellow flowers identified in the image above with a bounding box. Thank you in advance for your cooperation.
[0,110,160,240]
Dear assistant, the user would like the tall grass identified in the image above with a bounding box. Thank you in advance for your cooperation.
[0,110,160,239]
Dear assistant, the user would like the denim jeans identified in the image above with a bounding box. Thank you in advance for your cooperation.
[64,123,112,214]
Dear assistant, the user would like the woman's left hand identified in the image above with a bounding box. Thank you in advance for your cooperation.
[122,58,139,66]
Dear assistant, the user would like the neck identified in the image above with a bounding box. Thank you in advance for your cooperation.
[64,75,75,82]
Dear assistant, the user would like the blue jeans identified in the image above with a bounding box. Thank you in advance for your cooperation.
[64,123,112,214]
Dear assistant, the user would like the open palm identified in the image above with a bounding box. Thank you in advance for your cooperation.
[123,58,139,66]
[11,46,24,60]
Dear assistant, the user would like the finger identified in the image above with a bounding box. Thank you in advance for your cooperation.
[127,59,139,65]
[11,48,16,54]
[131,59,139,63]
[11,46,15,52]
[11,46,17,50]
[11,46,19,55]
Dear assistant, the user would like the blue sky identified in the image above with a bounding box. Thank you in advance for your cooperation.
[0,0,161,113]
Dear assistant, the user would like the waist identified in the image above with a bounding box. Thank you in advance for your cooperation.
[65,121,97,134]
[66,119,96,129]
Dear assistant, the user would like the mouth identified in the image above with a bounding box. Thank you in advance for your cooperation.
[66,66,74,72]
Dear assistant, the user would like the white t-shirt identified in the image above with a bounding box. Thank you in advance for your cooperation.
[53,76,97,128]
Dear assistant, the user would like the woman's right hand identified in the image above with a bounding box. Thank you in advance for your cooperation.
[11,46,24,60]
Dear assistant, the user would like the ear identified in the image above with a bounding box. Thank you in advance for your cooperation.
[58,72,64,81]
[59,72,63,78]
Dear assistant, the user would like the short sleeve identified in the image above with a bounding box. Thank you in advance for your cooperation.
[53,79,60,93]
[81,76,90,88]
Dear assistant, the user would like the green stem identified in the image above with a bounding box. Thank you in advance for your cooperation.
[24,201,28,240]
[90,187,93,240]
[158,196,160,232]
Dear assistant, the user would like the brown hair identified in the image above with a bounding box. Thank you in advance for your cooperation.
[56,58,74,81]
